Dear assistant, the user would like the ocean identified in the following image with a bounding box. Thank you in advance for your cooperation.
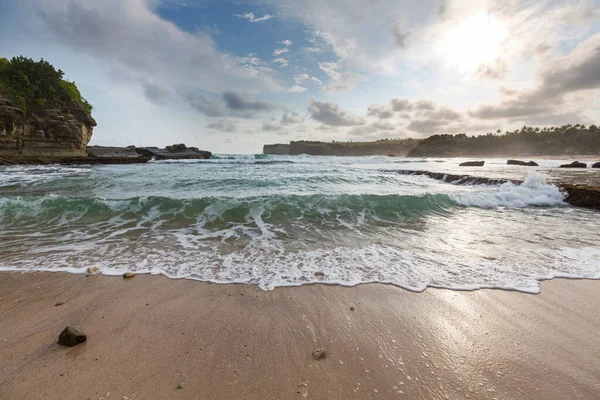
[1,154,599,292]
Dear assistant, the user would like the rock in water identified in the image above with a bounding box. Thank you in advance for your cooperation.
[58,326,87,346]
[592,162,600,168]
[459,161,485,167]
[123,272,136,279]
[87,266,100,274]
[312,347,326,360]
[559,161,587,168]
[507,159,539,166]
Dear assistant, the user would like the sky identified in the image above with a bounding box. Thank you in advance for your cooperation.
[0,0,599,153]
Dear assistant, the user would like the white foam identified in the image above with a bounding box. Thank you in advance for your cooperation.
[450,172,566,208]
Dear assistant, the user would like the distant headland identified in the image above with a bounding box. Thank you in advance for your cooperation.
[264,125,600,158]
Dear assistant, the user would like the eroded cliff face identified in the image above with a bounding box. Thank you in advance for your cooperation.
[0,94,96,157]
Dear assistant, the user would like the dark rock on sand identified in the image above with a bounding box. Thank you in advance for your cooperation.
[507,159,539,166]
[592,162,600,168]
[312,347,326,360]
[54,302,65,307]
[57,326,87,346]
[123,272,136,279]
[560,161,587,168]
[350,306,355,311]
[459,161,485,167]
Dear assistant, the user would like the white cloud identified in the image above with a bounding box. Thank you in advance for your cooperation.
[273,58,289,67]
[273,48,289,56]
[280,39,293,46]
[288,85,307,93]
[234,12,274,23]
[294,74,322,85]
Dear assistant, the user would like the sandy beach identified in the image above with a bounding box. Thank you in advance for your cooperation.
[1,273,599,399]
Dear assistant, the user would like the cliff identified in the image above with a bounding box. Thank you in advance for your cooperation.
[264,140,420,156]
[263,144,290,155]
[0,93,95,157]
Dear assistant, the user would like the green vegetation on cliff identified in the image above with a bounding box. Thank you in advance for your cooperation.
[407,125,600,157]
[287,139,421,156]
[0,56,93,117]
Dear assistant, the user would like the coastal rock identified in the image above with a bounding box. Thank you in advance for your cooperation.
[592,162,600,168]
[123,272,136,279]
[312,347,326,360]
[0,93,95,158]
[87,146,150,164]
[87,266,100,274]
[135,144,211,160]
[559,161,587,168]
[507,159,539,166]
[263,143,290,155]
[57,326,87,346]
[280,140,419,157]
[459,161,485,167]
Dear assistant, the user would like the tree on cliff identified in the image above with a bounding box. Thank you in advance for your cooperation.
[0,56,92,117]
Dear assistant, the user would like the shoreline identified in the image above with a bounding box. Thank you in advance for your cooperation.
[1,272,599,399]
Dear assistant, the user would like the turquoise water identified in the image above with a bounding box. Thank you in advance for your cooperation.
[0,154,599,292]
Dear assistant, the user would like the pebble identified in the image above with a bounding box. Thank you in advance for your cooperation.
[312,347,326,360]
[87,266,100,274]
[123,272,136,279]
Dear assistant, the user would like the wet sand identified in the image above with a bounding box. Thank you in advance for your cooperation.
[0,272,599,400]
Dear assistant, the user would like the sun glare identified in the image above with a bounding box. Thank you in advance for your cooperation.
[436,13,508,73]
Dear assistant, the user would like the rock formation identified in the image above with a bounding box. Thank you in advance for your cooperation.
[263,144,290,155]
[592,162,600,168]
[459,161,485,167]
[507,159,539,166]
[135,144,211,160]
[559,161,587,168]
[0,94,95,157]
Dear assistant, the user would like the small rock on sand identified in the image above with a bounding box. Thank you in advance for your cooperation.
[176,383,184,390]
[54,302,65,307]
[123,272,136,279]
[350,306,355,311]
[312,347,326,360]
[57,326,87,346]
[87,266,100,274]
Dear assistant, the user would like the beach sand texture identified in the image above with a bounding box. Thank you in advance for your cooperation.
[1,272,599,399]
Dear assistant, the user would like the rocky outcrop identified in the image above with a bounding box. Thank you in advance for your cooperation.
[592,162,600,168]
[560,161,587,168]
[459,161,485,167]
[135,144,211,160]
[507,159,539,166]
[263,144,290,155]
[0,94,95,157]
[87,146,150,164]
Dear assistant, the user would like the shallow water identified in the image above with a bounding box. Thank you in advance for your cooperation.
[1,154,599,292]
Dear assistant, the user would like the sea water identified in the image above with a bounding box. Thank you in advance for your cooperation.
[0,155,599,292]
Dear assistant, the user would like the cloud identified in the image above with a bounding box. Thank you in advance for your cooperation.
[287,85,307,93]
[280,39,293,46]
[318,62,361,92]
[143,83,171,105]
[222,91,280,112]
[273,58,289,67]
[206,119,237,132]
[32,0,280,96]
[281,111,303,125]
[261,121,281,131]
[186,91,280,118]
[234,12,274,23]
[273,48,289,56]
[308,99,365,126]
[393,29,409,48]
[294,74,322,86]
[185,93,225,117]
[471,33,600,121]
